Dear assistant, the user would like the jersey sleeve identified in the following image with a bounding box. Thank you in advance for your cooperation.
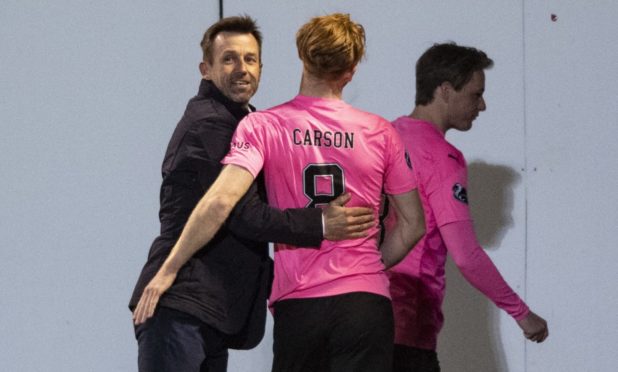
[221,113,267,177]
[383,123,417,195]
[424,150,472,227]
[440,220,530,320]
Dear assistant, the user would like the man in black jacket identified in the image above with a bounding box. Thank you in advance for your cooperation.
[129,16,374,372]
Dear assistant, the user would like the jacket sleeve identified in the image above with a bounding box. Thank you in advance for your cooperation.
[226,175,323,247]
[190,117,323,248]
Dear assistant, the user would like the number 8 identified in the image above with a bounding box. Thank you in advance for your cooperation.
[303,164,345,208]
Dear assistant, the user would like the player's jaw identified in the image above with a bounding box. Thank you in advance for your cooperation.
[225,73,259,104]
[461,113,478,131]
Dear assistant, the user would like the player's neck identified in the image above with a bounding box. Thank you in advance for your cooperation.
[410,105,448,134]
[298,70,346,100]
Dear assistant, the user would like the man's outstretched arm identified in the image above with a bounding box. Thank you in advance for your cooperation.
[132,164,254,325]
[227,186,375,246]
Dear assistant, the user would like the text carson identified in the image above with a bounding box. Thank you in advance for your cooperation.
[292,129,354,149]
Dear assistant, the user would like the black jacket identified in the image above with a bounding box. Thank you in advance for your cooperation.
[129,80,322,349]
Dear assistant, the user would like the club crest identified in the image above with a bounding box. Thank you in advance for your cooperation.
[452,183,468,204]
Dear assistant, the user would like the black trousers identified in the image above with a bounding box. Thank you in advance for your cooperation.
[135,307,228,372]
[272,292,394,372]
[392,344,440,372]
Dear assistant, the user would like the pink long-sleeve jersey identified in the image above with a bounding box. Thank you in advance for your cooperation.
[387,116,529,350]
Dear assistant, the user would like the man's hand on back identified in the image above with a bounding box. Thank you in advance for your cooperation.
[323,193,375,240]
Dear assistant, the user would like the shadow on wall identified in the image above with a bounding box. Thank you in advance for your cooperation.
[467,161,519,250]
[438,161,520,372]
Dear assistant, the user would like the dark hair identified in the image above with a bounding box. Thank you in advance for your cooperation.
[200,15,262,63]
[415,42,493,105]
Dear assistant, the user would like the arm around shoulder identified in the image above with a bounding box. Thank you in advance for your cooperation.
[227,181,323,247]
[227,191,375,246]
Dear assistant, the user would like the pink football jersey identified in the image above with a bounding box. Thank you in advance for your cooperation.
[386,117,471,350]
[387,116,528,350]
[223,95,416,304]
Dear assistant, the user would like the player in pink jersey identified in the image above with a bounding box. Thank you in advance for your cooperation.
[131,13,425,372]
[385,43,549,372]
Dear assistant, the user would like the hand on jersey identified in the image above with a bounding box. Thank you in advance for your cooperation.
[322,193,375,241]
[517,311,549,343]
[132,269,177,325]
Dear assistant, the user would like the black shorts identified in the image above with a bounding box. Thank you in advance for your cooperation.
[393,344,440,372]
[272,292,394,372]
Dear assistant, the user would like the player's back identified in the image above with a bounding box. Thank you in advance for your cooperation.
[259,95,415,302]
[263,95,393,215]
[225,95,415,303]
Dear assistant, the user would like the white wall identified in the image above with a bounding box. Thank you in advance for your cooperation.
[524,2,618,371]
[1,1,616,371]
[0,1,218,371]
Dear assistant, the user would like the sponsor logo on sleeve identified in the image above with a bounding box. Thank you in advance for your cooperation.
[231,141,250,150]
[452,183,468,204]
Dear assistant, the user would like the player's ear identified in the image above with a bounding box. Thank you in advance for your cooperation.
[199,61,210,79]
[437,82,452,103]
[340,65,357,85]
